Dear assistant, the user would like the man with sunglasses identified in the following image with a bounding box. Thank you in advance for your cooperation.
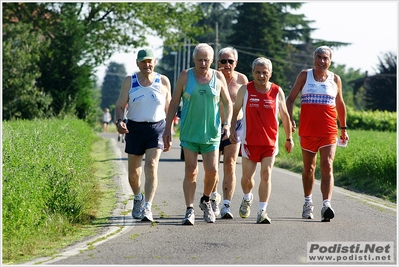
[210,47,248,219]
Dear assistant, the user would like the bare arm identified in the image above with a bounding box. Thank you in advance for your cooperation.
[285,70,307,132]
[161,75,172,118]
[217,71,233,141]
[334,74,349,141]
[162,70,188,152]
[115,76,131,134]
[230,84,246,144]
[278,87,294,153]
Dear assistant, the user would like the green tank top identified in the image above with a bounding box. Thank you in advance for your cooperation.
[180,68,221,144]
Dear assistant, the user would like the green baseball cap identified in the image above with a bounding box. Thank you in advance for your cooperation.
[137,48,155,62]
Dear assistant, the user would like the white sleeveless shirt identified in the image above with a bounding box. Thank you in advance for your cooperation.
[126,73,166,122]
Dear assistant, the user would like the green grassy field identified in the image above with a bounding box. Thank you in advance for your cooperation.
[275,128,396,202]
[2,118,396,264]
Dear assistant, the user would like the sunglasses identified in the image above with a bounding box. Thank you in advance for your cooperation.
[219,59,235,64]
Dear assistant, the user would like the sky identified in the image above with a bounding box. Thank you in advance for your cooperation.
[95,1,398,84]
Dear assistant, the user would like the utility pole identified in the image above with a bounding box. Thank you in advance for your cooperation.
[187,38,191,68]
[170,51,178,93]
[182,37,186,72]
[215,22,219,57]
[178,45,182,78]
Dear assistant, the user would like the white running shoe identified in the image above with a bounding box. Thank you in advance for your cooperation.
[132,194,144,219]
[321,202,335,222]
[302,202,314,219]
[182,208,195,225]
[239,195,253,218]
[220,204,233,219]
[256,209,271,224]
[141,207,153,222]
[199,200,216,223]
[210,192,221,217]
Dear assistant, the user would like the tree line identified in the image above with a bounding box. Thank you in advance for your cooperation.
[3,2,396,123]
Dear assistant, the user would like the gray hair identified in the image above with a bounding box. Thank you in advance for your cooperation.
[313,46,333,59]
[252,57,273,71]
[218,47,238,61]
[193,43,214,58]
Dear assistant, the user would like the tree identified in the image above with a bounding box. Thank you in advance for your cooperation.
[2,23,53,120]
[364,52,397,111]
[101,62,127,112]
[227,3,288,87]
[329,64,363,109]
[2,2,204,121]
[155,2,235,89]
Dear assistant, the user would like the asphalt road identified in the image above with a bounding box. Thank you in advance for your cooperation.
[23,132,397,266]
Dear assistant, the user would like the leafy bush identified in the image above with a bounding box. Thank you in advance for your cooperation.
[346,107,396,132]
[291,107,396,132]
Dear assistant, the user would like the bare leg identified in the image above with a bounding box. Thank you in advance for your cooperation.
[201,149,219,197]
[319,145,336,200]
[241,157,257,194]
[182,148,199,207]
[222,143,240,201]
[128,154,144,195]
[258,156,275,203]
[143,148,162,203]
[301,150,317,197]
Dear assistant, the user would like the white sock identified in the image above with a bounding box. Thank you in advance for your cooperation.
[210,191,218,200]
[305,195,313,203]
[134,193,143,200]
[259,202,268,212]
[144,202,152,209]
[323,199,330,206]
[243,192,253,201]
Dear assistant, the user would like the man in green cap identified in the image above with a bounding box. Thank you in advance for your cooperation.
[115,48,172,222]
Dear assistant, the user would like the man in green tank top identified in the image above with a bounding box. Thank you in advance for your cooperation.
[163,43,233,225]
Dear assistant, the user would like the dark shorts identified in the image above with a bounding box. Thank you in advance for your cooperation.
[125,120,165,155]
[219,119,243,151]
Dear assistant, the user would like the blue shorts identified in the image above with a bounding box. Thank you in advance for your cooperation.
[219,119,243,151]
[125,120,165,155]
[181,140,218,154]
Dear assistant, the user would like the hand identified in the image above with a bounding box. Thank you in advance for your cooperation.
[340,129,349,142]
[285,140,294,153]
[162,131,172,152]
[229,131,237,144]
[291,120,297,133]
[117,121,129,134]
[221,126,230,141]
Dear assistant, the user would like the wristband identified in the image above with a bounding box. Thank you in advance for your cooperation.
[341,127,347,130]
[223,122,230,126]
[286,138,292,142]
[116,119,123,126]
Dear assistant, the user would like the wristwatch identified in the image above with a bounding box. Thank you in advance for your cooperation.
[115,119,123,126]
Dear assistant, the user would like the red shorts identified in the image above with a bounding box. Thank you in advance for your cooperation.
[241,144,277,162]
[300,135,337,153]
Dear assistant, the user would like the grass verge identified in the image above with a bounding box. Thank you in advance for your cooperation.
[2,123,118,264]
